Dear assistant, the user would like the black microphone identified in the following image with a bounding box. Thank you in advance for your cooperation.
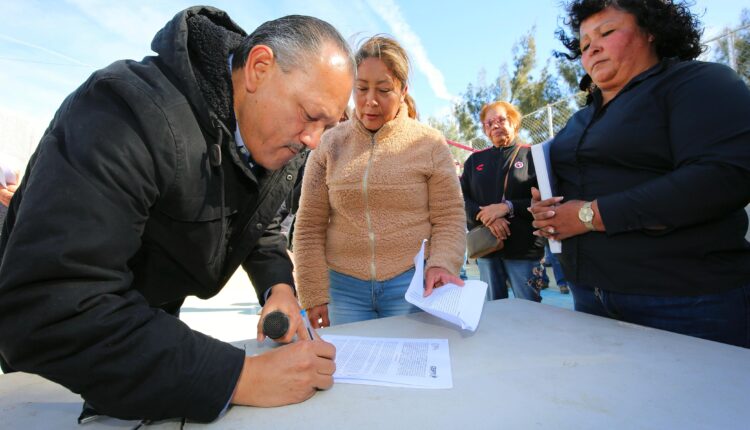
[262,310,290,340]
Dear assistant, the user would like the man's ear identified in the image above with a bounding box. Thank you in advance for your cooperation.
[241,45,275,93]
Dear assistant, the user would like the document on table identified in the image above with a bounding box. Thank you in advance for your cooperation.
[531,139,561,253]
[322,334,452,389]
[405,239,487,331]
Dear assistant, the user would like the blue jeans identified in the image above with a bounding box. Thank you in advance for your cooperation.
[544,244,567,287]
[459,249,468,280]
[328,268,420,325]
[477,257,541,302]
[569,283,750,348]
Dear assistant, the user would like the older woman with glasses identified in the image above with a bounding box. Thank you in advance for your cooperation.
[460,101,545,301]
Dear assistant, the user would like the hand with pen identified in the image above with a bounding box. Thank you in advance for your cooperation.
[229,283,336,408]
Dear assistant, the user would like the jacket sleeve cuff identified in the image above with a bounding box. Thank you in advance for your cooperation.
[597,195,645,235]
[188,338,246,422]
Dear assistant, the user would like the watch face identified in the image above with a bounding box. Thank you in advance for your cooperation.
[579,206,594,223]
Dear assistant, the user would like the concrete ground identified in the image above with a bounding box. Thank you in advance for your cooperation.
[0,259,572,376]
[179,259,574,342]
[180,268,265,343]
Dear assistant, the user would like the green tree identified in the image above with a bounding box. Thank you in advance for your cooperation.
[714,9,750,86]
[450,28,572,148]
[427,117,473,164]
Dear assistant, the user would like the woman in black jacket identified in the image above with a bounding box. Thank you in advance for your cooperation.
[531,0,750,348]
[461,101,544,301]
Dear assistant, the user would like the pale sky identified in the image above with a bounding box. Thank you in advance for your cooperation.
[1,0,747,125]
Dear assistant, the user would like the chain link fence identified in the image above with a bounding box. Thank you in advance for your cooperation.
[519,92,587,145]
[700,23,750,77]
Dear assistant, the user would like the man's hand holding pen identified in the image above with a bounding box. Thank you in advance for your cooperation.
[233,288,336,407]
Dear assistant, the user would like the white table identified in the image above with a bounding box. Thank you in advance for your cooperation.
[2,299,749,429]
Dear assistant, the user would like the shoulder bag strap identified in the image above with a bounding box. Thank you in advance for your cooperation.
[501,145,523,201]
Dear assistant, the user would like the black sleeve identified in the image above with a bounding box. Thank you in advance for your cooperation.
[508,149,536,221]
[242,208,296,305]
[509,196,533,221]
[460,155,481,228]
[0,77,243,422]
[599,64,750,234]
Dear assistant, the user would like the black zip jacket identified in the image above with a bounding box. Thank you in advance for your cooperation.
[461,144,544,260]
[551,59,750,296]
[0,7,305,422]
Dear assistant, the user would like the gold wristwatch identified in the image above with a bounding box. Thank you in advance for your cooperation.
[578,201,595,231]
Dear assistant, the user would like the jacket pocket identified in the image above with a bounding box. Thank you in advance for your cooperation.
[154,196,238,274]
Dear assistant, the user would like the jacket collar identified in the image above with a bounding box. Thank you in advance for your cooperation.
[591,57,676,110]
[151,7,246,132]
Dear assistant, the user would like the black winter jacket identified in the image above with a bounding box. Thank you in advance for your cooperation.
[461,144,544,260]
[0,7,305,422]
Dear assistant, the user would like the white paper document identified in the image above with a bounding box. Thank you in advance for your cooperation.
[405,240,487,331]
[322,334,452,389]
[530,140,561,253]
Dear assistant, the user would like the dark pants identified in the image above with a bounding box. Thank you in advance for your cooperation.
[569,283,750,348]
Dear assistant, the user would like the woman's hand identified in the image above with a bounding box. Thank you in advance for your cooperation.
[476,203,510,226]
[0,183,18,207]
[306,304,330,329]
[529,187,600,240]
[487,217,511,240]
[423,266,464,297]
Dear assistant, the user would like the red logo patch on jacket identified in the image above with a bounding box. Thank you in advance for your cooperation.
[476,163,484,171]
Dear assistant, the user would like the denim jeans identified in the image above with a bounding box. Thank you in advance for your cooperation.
[544,244,567,287]
[569,283,750,348]
[477,257,541,302]
[328,268,420,325]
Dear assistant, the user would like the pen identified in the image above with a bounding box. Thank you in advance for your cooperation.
[299,309,316,340]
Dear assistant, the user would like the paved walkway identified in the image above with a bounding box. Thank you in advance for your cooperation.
[179,259,574,342]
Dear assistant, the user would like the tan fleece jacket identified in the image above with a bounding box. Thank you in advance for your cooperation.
[293,105,466,309]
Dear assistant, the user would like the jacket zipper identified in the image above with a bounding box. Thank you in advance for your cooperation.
[209,117,228,268]
[363,134,377,280]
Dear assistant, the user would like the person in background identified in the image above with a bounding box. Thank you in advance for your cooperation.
[543,244,569,294]
[0,7,354,421]
[0,155,21,233]
[294,35,466,327]
[531,0,750,348]
[461,101,545,302]
[454,158,469,281]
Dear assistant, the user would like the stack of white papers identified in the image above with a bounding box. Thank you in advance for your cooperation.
[405,240,487,331]
[530,140,561,253]
[322,335,452,388]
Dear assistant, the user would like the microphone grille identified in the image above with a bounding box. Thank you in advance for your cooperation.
[262,310,290,340]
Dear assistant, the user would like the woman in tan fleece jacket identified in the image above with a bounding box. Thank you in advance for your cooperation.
[293,36,466,327]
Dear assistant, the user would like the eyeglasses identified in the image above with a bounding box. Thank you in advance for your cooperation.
[483,117,508,129]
